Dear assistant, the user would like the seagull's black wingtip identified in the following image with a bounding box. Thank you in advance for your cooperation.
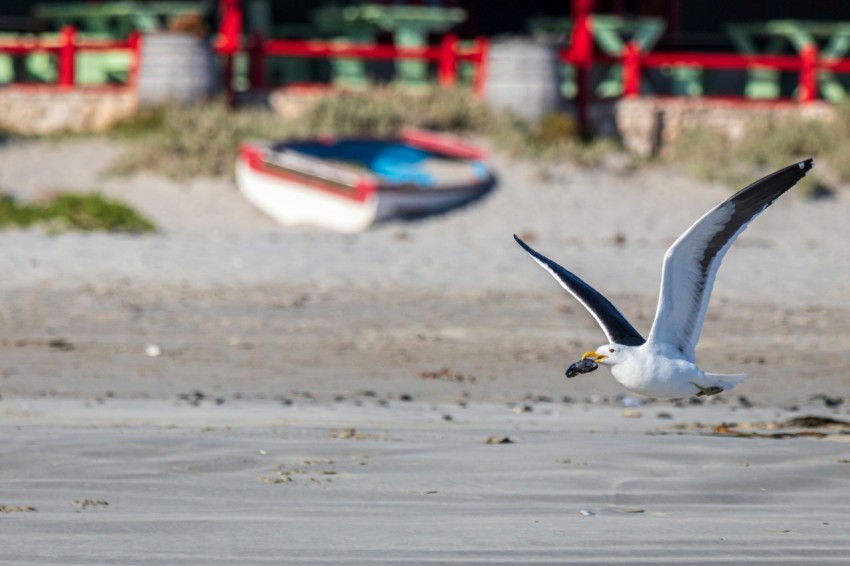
[513,233,532,252]
[800,158,815,175]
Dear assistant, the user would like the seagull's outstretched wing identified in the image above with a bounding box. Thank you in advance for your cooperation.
[514,234,646,346]
[647,159,814,358]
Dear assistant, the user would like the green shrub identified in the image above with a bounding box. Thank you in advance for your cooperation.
[0,195,48,227]
[0,193,155,234]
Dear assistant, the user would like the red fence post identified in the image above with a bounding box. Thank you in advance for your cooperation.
[127,31,141,88]
[570,0,595,136]
[438,33,458,88]
[218,0,243,106]
[799,43,818,103]
[218,0,242,54]
[248,31,265,89]
[222,55,235,107]
[58,25,76,87]
[472,36,489,98]
[622,41,641,97]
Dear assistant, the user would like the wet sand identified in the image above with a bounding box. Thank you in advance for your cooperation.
[2,399,850,564]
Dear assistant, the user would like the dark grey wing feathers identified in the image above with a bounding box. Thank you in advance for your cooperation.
[514,235,646,346]
[647,158,814,356]
[698,159,814,278]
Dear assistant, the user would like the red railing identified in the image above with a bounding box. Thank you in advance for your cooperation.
[231,33,489,96]
[0,25,141,88]
[213,0,487,98]
[611,41,822,102]
[560,37,829,103]
[558,0,845,134]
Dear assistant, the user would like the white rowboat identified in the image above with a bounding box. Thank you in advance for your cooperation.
[235,129,496,232]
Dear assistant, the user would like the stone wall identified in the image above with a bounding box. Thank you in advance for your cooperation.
[0,88,138,135]
[0,85,835,157]
[613,97,835,158]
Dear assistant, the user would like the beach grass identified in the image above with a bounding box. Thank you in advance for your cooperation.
[106,89,620,180]
[668,103,850,196]
[0,192,156,234]
[106,101,295,179]
[7,84,847,195]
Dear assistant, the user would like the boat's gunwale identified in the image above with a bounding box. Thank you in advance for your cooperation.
[237,131,496,231]
[238,131,496,222]
[239,142,378,204]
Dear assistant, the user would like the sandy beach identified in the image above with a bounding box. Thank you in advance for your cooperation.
[0,138,848,563]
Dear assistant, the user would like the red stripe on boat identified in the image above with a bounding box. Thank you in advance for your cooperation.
[239,143,377,203]
[400,128,485,160]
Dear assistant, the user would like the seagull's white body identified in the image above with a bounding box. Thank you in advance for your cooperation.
[596,343,744,399]
[516,159,813,399]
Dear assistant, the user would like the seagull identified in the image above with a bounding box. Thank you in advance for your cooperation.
[515,159,814,399]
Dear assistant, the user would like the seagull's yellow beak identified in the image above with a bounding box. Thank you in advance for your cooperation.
[582,351,607,362]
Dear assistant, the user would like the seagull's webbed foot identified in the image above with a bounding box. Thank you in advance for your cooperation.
[691,382,724,397]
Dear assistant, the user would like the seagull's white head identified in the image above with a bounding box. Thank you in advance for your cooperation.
[582,344,627,367]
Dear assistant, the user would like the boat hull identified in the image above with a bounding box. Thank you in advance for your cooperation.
[236,132,495,232]
[235,159,379,233]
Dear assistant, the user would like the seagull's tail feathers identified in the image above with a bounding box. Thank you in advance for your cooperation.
[706,372,748,391]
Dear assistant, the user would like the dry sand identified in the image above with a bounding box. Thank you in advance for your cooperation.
[0,138,848,563]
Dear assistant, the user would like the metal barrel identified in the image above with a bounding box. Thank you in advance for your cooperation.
[137,32,218,108]
[483,39,562,121]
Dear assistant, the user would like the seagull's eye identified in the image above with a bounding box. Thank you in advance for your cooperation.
[609,348,615,353]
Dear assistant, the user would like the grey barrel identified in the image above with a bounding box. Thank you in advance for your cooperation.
[483,39,562,122]
[137,32,218,108]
